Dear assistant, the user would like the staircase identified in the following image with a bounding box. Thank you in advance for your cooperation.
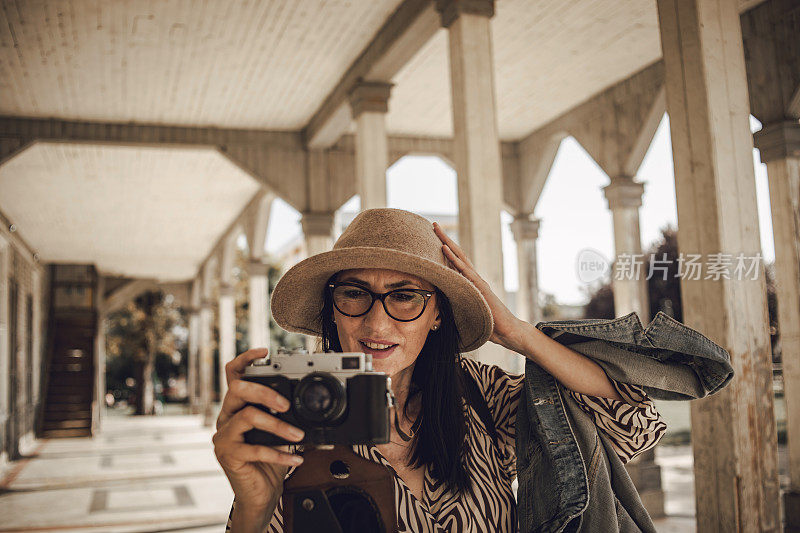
[40,265,97,438]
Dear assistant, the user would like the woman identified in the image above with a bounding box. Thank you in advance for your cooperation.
[215,208,666,532]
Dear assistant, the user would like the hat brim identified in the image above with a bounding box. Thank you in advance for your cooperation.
[270,246,494,352]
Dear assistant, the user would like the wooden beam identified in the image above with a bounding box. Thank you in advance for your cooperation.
[203,188,274,277]
[0,117,301,150]
[623,85,666,176]
[789,83,800,118]
[563,61,665,177]
[0,137,33,166]
[518,131,566,213]
[740,0,800,123]
[0,116,307,209]
[101,278,159,314]
[303,0,440,148]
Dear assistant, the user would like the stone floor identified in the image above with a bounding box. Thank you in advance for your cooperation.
[0,408,716,532]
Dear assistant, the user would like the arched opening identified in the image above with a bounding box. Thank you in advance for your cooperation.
[534,135,615,310]
[265,197,303,263]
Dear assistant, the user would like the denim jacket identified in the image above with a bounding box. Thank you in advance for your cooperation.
[515,311,734,533]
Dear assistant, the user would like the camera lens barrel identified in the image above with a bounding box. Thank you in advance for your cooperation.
[293,372,347,424]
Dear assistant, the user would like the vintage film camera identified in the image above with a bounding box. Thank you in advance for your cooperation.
[243,349,393,446]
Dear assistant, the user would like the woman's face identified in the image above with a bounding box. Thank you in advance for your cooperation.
[332,268,441,378]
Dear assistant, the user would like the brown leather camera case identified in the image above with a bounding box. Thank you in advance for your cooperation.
[283,445,398,533]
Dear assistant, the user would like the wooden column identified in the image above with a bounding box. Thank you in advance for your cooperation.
[304,150,338,255]
[509,215,542,326]
[187,279,200,415]
[217,283,236,400]
[244,194,273,352]
[217,236,237,400]
[92,275,106,432]
[656,0,780,530]
[0,236,9,460]
[301,211,337,352]
[603,175,664,518]
[755,120,800,531]
[741,2,800,526]
[602,175,650,324]
[301,211,336,257]
[437,0,518,372]
[349,81,392,210]
[600,174,666,521]
[199,262,216,427]
[30,269,42,418]
[246,261,270,350]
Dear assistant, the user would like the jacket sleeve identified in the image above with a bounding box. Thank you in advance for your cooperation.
[564,379,667,464]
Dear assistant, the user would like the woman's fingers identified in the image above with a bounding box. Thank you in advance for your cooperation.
[217,380,291,430]
[442,244,486,288]
[230,442,304,467]
[441,243,464,271]
[223,406,305,444]
[433,222,475,269]
[224,348,269,387]
[434,221,488,289]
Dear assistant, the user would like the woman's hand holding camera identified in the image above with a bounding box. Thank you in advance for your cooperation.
[213,348,305,531]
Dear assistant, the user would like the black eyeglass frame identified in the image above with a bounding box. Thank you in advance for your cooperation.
[327,282,436,322]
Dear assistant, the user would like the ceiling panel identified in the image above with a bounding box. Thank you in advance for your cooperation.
[386,0,663,140]
[0,142,261,280]
[0,0,403,128]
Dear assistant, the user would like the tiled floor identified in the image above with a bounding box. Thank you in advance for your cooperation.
[0,412,233,532]
[0,409,703,532]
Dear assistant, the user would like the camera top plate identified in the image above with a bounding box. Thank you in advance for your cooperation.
[244,351,381,380]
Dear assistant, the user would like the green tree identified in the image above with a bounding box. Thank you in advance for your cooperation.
[582,283,615,320]
[540,292,564,321]
[106,290,185,414]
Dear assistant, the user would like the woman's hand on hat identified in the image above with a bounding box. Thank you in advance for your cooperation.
[433,222,527,352]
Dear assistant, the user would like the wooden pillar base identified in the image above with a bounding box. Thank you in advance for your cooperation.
[625,452,666,519]
[785,490,800,532]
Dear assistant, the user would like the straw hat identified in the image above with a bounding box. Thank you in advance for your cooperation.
[270,208,493,352]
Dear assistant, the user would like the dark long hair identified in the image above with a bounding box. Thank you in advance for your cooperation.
[318,273,472,496]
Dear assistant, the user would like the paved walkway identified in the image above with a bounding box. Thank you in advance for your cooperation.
[0,411,231,532]
[0,408,703,532]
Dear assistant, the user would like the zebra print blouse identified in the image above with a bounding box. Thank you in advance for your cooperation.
[226,356,667,532]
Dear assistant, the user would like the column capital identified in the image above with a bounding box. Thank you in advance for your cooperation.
[509,216,541,242]
[184,306,201,315]
[348,80,393,118]
[753,120,800,163]
[301,211,336,238]
[602,175,644,210]
[435,0,494,28]
[246,259,270,277]
[218,283,235,298]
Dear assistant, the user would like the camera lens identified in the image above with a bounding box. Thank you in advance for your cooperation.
[301,382,333,413]
[294,372,347,425]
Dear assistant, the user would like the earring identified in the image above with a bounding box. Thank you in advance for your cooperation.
[431,324,439,331]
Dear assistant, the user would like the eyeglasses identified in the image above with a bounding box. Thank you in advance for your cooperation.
[328,282,435,322]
